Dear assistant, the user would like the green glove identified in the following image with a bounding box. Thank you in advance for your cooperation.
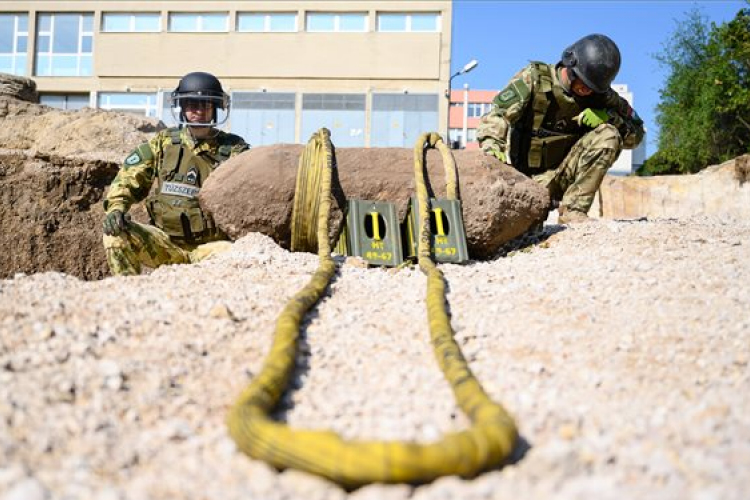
[482,146,507,163]
[574,108,609,128]
[103,210,129,236]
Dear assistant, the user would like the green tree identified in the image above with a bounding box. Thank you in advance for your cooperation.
[710,8,750,158]
[639,7,750,176]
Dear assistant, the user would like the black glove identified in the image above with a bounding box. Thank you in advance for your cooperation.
[103,210,129,236]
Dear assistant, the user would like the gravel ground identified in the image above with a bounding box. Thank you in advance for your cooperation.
[1,216,748,500]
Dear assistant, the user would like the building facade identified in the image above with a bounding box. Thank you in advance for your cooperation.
[448,84,647,175]
[1,1,453,148]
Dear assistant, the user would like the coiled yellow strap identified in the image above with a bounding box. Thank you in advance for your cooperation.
[227,130,517,489]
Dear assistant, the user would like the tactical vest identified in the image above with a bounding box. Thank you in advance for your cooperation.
[510,62,586,173]
[146,128,232,244]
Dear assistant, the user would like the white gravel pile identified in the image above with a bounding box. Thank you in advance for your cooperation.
[1,217,748,500]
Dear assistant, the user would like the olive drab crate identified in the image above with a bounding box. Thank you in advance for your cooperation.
[404,196,469,264]
[335,200,404,267]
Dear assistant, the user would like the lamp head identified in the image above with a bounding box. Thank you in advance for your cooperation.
[462,59,478,73]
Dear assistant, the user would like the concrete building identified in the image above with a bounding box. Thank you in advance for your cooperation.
[1,1,453,147]
[448,84,647,175]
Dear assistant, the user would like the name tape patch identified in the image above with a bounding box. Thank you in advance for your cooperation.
[161,182,200,198]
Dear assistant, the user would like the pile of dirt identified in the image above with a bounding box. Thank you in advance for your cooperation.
[0,79,161,280]
[592,154,750,220]
[0,72,38,103]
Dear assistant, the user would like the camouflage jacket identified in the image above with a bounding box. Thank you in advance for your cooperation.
[104,127,248,215]
[477,62,644,166]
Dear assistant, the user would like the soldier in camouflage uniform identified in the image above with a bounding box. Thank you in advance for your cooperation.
[102,72,249,276]
[477,34,644,223]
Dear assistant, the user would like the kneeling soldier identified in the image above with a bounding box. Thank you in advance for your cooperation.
[477,34,645,223]
[102,71,249,276]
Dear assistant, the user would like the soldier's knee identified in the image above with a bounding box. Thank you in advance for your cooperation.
[592,124,623,150]
[190,240,233,263]
[102,233,130,250]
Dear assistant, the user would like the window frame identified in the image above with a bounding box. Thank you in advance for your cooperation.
[167,12,229,33]
[101,12,161,33]
[34,12,93,77]
[98,92,159,117]
[466,102,492,118]
[306,12,368,33]
[39,93,90,110]
[376,12,441,32]
[0,13,29,76]
[236,12,298,33]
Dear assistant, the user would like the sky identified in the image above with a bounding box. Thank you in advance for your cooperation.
[449,0,747,157]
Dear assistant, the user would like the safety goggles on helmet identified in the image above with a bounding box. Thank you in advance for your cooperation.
[170,91,230,128]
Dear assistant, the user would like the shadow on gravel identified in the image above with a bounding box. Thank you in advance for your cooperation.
[493,224,567,259]
[270,264,342,423]
[506,434,532,466]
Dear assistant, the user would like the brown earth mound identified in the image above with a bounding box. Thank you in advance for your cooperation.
[0,72,38,102]
[0,89,161,280]
[200,145,551,258]
[594,154,750,219]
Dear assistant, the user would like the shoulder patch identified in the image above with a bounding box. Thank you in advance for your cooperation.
[498,88,516,103]
[122,143,153,169]
[124,152,141,166]
[494,78,530,107]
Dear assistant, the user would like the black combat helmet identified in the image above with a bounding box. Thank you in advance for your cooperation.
[170,71,230,127]
[561,34,621,94]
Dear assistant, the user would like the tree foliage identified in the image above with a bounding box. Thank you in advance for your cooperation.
[639,7,750,176]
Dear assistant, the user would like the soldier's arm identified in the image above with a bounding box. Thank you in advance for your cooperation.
[229,137,250,158]
[216,133,250,161]
[103,137,159,213]
[603,91,645,149]
[476,66,534,157]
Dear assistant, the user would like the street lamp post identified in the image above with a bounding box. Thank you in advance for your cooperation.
[445,59,478,147]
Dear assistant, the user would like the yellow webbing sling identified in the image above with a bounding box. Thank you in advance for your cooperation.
[227,129,518,488]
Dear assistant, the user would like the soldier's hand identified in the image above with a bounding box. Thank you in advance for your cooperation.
[103,210,129,236]
[482,145,507,163]
[574,108,609,128]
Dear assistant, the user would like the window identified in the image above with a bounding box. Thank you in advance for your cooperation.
[102,13,160,33]
[306,13,367,32]
[168,13,228,32]
[40,93,89,110]
[237,13,296,32]
[302,93,365,147]
[467,102,491,118]
[371,93,439,148]
[98,92,158,117]
[377,13,440,32]
[447,128,476,148]
[0,13,28,75]
[35,13,93,77]
[448,128,463,144]
[232,92,296,146]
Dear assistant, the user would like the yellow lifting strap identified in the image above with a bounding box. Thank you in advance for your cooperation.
[227,129,518,489]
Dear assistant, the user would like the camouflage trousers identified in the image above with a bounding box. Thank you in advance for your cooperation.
[102,221,232,276]
[533,124,623,214]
